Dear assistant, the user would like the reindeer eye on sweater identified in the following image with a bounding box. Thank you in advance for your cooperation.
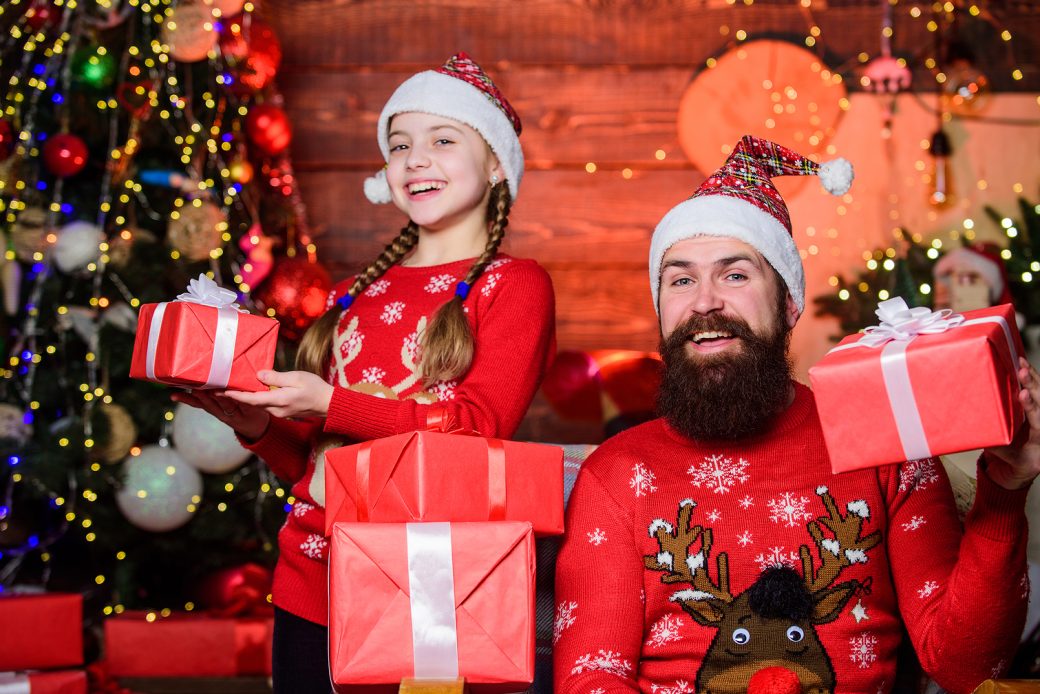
[786,625,805,642]
[731,627,750,645]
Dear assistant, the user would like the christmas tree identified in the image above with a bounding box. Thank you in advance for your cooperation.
[0,0,330,621]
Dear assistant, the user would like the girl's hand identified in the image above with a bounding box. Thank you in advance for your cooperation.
[984,358,1040,490]
[221,370,334,420]
[170,389,271,442]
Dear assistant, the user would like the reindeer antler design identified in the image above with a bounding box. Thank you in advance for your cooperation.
[644,499,733,625]
[798,486,882,623]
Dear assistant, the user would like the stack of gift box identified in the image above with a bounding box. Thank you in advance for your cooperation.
[323,425,564,692]
[0,592,88,693]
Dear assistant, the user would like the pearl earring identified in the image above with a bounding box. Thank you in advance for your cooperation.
[490,174,499,185]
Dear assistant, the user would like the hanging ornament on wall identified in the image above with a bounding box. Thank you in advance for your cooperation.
[245,104,292,156]
[162,2,218,63]
[167,200,227,261]
[116,445,202,532]
[253,256,332,341]
[10,207,48,262]
[92,404,138,464]
[69,44,118,90]
[53,221,103,273]
[0,403,32,445]
[219,17,282,94]
[171,403,252,474]
[928,129,953,208]
[943,42,990,114]
[42,133,88,177]
[0,119,13,162]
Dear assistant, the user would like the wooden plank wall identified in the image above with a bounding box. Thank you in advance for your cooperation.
[266,0,1040,442]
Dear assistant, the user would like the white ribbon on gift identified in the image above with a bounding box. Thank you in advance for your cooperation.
[406,522,460,680]
[828,297,1020,461]
[0,672,31,694]
[145,274,244,389]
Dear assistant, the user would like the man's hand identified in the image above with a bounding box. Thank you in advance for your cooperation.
[983,358,1040,490]
[221,370,335,420]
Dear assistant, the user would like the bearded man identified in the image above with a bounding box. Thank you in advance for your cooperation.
[553,136,1040,694]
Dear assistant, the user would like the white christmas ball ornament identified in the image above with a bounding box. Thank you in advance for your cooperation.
[172,402,251,474]
[116,445,202,532]
[53,221,103,273]
[0,403,32,444]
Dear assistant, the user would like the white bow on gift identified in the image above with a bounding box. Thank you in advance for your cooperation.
[857,297,964,348]
[176,273,242,311]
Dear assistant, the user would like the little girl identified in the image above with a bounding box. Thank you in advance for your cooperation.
[174,53,556,691]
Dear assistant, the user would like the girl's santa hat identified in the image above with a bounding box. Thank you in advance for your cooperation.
[648,135,854,317]
[933,243,1014,306]
[364,52,524,205]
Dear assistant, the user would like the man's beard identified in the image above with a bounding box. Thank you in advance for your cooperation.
[657,308,793,441]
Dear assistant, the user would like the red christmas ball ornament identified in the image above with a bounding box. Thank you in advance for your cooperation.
[245,104,292,156]
[219,16,282,94]
[42,133,88,177]
[197,562,273,616]
[0,120,13,162]
[25,2,62,31]
[253,256,331,341]
[540,351,603,422]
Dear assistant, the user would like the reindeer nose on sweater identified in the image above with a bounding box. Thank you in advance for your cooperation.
[748,665,802,694]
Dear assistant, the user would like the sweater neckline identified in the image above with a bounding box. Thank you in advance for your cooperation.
[390,253,512,273]
[660,380,815,447]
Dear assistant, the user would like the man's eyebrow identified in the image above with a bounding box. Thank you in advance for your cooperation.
[661,254,759,271]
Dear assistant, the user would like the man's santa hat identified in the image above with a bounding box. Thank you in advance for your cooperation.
[933,243,1014,306]
[364,52,524,204]
[649,135,854,316]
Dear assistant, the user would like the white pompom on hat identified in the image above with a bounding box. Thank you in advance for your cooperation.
[648,135,854,317]
[364,52,524,204]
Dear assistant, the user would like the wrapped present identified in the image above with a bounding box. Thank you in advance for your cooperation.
[809,299,1025,473]
[0,593,83,671]
[129,274,277,391]
[324,430,564,537]
[329,521,535,693]
[0,670,87,694]
[103,611,272,677]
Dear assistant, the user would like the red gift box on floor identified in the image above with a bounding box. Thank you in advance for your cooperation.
[329,521,535,693]
[129,275,277,392]
[324,430,564,537]
[0,593,83,671]
[103,612,273,677]
[0,670,87,694]
[809,300,1025,473]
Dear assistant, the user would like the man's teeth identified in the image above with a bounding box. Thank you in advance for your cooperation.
[691,331,733,343]
[408,182,444,194]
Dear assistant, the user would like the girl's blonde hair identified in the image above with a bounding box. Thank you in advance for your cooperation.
[296,181,512,385]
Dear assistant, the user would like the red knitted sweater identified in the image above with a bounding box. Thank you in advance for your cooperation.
[246,255,556,625]
[554,383,1028,694]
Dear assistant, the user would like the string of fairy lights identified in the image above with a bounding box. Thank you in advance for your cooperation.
[0,0,309,611]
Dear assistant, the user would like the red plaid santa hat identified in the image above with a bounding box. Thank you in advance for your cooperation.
[364,52,523,204]
[649,135,854,316]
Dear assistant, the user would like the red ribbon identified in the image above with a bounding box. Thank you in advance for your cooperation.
[352,406,507,522]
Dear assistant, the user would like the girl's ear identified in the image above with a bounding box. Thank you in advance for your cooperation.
[486,154,505,186]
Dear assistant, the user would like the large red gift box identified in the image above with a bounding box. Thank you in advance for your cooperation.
[324,431,564,536]
[0,670,87,694]
[809,302,1025,473]
[129,275,277,392]
[329,521,535,693]
[0,593,83,671]
[103,612,273,677]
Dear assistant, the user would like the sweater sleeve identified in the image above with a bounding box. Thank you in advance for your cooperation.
[241,415,321,484]
[554,460,644,693]
[884,454,1028,693]
[323,260,556,440]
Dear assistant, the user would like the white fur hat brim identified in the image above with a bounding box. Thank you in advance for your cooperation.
[649,195,805,315]
[364,70,523,204]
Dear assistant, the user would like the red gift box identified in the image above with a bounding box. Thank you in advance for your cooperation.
[324,431,564,537]
[129,276,278,392]
[0,670,87,694]
[329,521,535,693]
[0,593,83,671]
[103,612,273,677]
[809,301,1025,473]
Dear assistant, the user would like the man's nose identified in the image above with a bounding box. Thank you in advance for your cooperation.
[687,281,724,316]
